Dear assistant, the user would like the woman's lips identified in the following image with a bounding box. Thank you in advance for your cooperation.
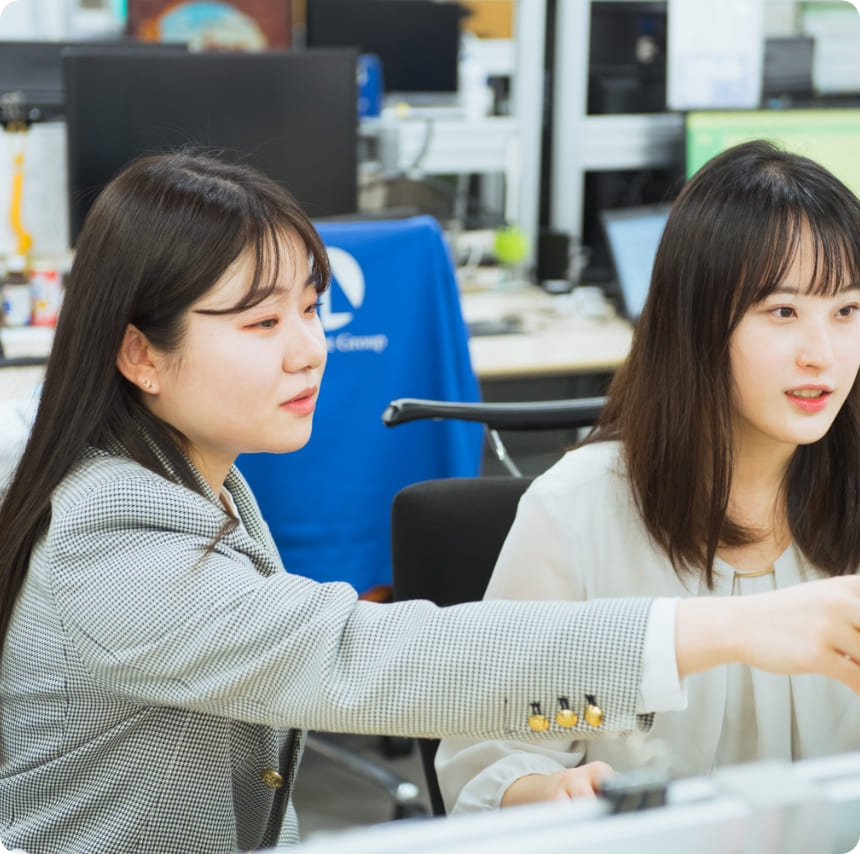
[281,388,317,415]
[785,387,831,413]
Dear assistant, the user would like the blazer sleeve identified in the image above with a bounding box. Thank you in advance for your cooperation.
[435,473,593,812]
[45,464,654,741]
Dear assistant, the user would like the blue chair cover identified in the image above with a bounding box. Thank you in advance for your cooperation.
[237,216,483,593]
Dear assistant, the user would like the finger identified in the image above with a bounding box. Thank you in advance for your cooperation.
[587,760,615,780]
[823,648,860,695]
[560,763,615,799]
[561,781,599,799]
[549,774,596,801]
[833,627,860,669]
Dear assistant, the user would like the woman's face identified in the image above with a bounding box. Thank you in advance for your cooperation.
[729,229,860,459]
[147,230,327,492]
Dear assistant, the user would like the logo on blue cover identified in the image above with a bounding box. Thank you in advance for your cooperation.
[322,248,388,354]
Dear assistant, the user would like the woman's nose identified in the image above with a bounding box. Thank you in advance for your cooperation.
[283,318,327,372]
[796,321,835,370]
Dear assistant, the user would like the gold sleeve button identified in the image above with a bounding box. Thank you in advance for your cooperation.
[528,713,549,731]
[555,697,578,728]
[528,701,550,732]
[584,695,604,728]
[261,768,284,789]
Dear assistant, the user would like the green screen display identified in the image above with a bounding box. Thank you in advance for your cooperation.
[686,109,860,198]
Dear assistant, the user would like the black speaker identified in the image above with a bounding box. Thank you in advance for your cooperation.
[537,228,571,284]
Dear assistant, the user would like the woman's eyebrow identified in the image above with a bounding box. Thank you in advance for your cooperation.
[817,282,860,295]
[193,287,286,315]
[766,282,860,298]
[192,270,315,315]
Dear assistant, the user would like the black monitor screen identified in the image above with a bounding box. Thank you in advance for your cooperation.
[0,39,188,121]
[63,48,358,244]
[305,0,464,94]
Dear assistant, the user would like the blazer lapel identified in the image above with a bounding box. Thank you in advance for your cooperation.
[223,466,284,577]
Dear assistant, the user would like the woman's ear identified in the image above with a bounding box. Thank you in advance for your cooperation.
[117,324,159,394]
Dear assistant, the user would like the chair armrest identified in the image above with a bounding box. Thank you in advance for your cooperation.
[381,397,606,431]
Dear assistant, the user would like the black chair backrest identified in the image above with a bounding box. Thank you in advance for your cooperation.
[390,475,535,815]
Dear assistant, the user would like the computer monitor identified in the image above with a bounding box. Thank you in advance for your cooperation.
[761,36,814,103]
[685,108,860,198]
[0,40,188,122]
[63,47,358,244]
[305,0,465,95]
[600,203,671,322]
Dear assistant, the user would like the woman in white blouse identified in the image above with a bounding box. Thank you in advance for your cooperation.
[437,139,860,813]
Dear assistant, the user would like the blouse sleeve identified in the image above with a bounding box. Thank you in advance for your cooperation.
[435,735,585,813]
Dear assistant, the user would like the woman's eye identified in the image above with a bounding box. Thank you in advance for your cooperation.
[306,299,323,315]
[838,304,859,318]
[770,306,795,319]
[254,317,278,329]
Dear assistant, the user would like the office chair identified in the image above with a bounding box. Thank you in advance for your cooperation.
[386,396,606,815]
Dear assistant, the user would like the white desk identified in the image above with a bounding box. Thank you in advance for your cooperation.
[461,284,633,381]
[0,326,53,359]
[0,328,49,484]
[0,327,51,399]
[281,753,860,854]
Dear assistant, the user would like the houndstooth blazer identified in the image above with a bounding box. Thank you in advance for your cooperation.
[0,446,652,854]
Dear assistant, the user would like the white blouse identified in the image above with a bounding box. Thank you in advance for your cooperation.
[436,441,860,814]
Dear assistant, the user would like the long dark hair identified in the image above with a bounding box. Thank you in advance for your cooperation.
[0,151,330,647]
[588,139,860,588]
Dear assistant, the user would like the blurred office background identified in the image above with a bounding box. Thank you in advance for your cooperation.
[1,1,859,837]
[2,0,860,588]
[2,0,859,288]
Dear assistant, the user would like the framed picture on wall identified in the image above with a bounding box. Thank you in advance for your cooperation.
[127,1,292,50]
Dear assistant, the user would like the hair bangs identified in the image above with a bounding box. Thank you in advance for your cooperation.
[205,217,330,317]
[739,211,805,309]
[236,220,287,313]
[731,206,859,329]
[802,212,860,297]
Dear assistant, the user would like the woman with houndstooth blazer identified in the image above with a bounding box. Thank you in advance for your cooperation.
[2,151,860,854]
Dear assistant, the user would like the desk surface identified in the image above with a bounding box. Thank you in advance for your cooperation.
[461,284,633,381]
[0,327,51,400]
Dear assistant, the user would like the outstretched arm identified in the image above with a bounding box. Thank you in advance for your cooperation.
[675,575,860,691]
